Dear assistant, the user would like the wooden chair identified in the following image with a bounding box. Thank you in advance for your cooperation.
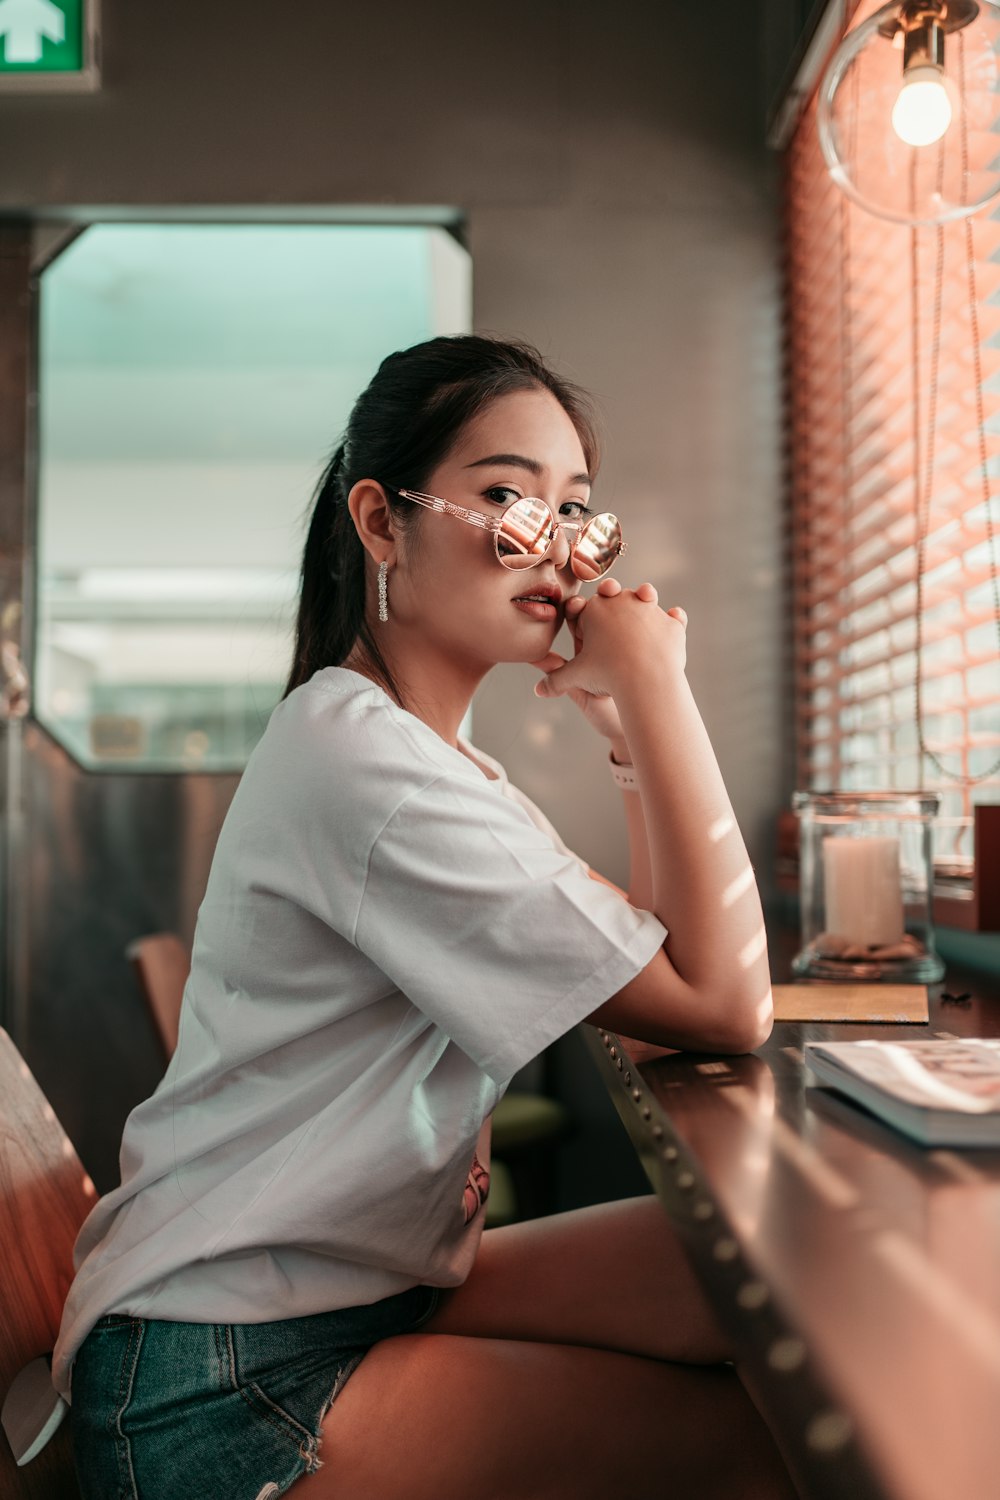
[0,1028,93,1498]
[127,932,571,1223]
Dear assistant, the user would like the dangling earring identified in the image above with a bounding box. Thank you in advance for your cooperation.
[377,560,389,623]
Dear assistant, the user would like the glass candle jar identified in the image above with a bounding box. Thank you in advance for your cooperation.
[792,790,945,982]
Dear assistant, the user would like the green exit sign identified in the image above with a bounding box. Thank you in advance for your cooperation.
[0,0,99,91]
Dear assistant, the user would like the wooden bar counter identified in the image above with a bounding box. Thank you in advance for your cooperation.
[580,926,1000,1500]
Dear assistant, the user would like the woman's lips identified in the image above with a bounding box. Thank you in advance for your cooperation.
[512,598,559,621]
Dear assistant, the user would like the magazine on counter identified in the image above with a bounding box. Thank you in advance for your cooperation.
[804,1038,1000,1148]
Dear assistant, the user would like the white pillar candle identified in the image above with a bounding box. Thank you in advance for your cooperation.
[822,835,905,948]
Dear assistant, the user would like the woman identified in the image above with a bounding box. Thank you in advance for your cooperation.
[54,335,793,1499]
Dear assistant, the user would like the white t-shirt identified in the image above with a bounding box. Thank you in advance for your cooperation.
[53,667,666,1399]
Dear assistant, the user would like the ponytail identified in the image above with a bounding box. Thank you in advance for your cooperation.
[284,444,405,703]
[285,445,357,697]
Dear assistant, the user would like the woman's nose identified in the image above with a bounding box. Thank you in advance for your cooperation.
[549,523,573,570]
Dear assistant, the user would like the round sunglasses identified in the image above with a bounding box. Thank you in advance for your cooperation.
[385,486,627,581]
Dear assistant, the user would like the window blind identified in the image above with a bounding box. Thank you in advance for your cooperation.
[784,0,1000,884]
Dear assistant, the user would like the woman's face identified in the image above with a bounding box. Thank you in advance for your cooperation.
[390,386,594,673]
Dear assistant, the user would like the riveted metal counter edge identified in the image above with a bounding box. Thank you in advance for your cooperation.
[582,1026,890,1500]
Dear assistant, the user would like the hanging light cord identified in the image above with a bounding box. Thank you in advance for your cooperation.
[836,62,861,791]
[909,31,1000,788]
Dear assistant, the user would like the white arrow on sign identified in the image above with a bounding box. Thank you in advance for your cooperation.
[0,0,65,65]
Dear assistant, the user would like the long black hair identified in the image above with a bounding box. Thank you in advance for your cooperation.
[283,334,601,706]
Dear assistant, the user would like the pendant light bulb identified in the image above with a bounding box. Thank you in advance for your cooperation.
[891,63,953,144]
[816,0,1000,225]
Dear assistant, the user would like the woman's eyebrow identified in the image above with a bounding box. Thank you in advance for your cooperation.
[463,452,592,487]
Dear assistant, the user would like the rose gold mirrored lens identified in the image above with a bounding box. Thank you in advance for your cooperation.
[572,513,622,580]
[494,498,557,570]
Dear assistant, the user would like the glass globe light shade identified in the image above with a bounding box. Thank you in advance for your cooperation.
[818,0,1000,224]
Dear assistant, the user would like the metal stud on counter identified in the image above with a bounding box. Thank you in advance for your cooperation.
[768,1337,807,1373]
[737,1281,769,1311]
[806,1410,854,1455]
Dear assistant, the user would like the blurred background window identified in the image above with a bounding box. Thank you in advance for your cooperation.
[36,222,471,770]
[783,1,1000,896]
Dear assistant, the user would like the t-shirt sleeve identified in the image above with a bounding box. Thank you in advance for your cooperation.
[354,771,667,1084]
[499,780,590,873]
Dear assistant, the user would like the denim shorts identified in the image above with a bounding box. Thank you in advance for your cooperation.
[70,1283,442,1499]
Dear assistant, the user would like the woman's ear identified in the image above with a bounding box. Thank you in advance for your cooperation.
[347,481,396,565]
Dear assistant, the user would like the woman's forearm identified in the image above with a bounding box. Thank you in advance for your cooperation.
[622,791,655,912]
[610,734,655,912]
[611,732,656,906]
[614,670,771,1017]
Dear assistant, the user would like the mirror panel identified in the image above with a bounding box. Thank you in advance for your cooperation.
[37,222,471,770]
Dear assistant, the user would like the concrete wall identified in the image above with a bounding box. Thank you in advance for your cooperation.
[1,0,790,894]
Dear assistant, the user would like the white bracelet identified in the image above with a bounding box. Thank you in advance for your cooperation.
[609,753,638,791]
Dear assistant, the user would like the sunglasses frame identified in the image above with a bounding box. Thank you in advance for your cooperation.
[385,485,627,577]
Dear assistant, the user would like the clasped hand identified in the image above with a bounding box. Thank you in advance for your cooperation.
[530,577,687,748]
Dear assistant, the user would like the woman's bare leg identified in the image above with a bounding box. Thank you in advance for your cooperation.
[290,1197,801,1498]
[422,1193,734,1362]
[301,1333,796,1500]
